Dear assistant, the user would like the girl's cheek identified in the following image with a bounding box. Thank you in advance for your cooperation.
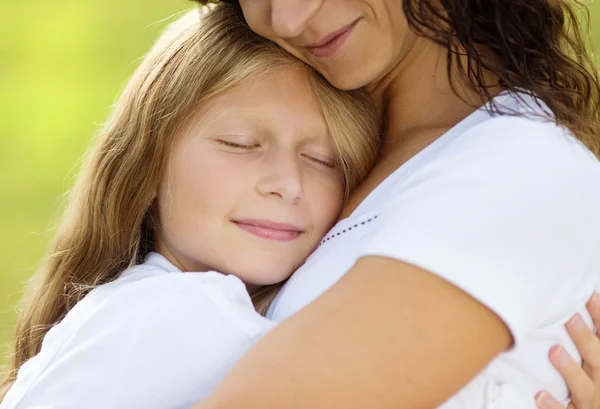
[313,178,344,219]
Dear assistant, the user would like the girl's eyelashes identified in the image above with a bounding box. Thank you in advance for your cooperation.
[216,139,261,150]
[303,154,337,169]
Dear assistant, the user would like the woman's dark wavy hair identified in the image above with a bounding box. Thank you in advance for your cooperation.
[403,0,600,156]
[196,0,600,156]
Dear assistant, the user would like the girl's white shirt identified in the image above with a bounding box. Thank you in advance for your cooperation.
[267,91,600,409]
[1,252,275,409]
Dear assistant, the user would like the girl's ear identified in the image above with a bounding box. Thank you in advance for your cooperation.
[147,198,160,233]
[152,183,159,201]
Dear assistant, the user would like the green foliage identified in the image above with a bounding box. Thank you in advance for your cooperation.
[0,1,599,367]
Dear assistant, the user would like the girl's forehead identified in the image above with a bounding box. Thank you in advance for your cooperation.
[189,70,330,134]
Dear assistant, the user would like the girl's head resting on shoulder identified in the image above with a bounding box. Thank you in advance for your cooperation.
[0,3,378,399]
[127,5,377,289]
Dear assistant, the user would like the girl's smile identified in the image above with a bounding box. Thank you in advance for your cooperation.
[231,219,305,242]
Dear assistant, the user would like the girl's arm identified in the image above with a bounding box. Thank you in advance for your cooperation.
[193,256,512,409]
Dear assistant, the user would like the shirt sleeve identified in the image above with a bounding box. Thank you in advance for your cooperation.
[362,117,600,344]
[15,273,275,409]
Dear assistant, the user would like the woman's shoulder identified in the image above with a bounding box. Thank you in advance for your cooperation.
[454,110,597,166]
[428,113,600,192]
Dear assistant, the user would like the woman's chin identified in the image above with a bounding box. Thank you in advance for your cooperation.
[320,69,372,91]
[313,58,386,91]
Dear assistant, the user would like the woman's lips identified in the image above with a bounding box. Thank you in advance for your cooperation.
[304,19,360,58]
[233,219,304,242]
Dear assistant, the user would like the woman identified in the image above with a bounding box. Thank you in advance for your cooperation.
[187,1,600,409]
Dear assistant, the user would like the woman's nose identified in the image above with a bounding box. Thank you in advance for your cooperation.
[270,0,323,39]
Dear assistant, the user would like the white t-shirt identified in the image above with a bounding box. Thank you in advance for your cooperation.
[1,253,275,409]
[268,92,600,409]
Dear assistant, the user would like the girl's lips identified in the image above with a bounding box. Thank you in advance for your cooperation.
[233,220,304,242]
[304,19,360,58]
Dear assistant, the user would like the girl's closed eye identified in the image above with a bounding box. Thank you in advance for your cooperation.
[216,138,261,151]
[215,137,336,168]
[302,152,337,169]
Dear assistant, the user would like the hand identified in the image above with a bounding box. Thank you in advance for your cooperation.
[535,291,600,409]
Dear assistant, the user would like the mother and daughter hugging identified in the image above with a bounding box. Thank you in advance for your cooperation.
[1,1,600,409]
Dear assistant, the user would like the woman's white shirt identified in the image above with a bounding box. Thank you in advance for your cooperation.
[267,92,600,409]
[1,253,275,409]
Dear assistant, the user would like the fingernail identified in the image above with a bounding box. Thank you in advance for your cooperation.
[536,391,554,409]
[552,346,570,367]
[590,291,600,309]
[567,313,585,332]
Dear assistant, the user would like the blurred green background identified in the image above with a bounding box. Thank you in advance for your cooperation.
[0,0,193,368]
[0,0,599,370]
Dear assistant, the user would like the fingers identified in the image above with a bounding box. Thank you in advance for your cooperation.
[586,291,600,339]
[539,293,600,409]
[535,391,567,409]
[549,344,595,409]
[565,312,600,384]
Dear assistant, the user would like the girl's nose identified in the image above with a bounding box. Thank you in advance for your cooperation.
[256,156,303,204]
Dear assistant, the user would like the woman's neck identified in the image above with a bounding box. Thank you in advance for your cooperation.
[367,36,500,163]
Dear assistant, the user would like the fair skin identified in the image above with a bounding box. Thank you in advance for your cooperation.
[154,68,344,291]
[190,1,600,409]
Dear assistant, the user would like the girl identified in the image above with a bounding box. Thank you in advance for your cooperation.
[0,5,378,409]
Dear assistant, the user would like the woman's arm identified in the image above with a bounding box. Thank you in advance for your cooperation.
[193,256,512,409]
[536,292,600,409]
[192,120,599,409]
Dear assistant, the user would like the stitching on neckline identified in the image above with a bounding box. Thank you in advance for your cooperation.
[317,215,379,248]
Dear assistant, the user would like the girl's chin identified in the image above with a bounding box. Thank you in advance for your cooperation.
[240,270,294,288]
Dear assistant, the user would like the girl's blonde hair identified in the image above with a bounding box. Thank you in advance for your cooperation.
[0,3,378,399]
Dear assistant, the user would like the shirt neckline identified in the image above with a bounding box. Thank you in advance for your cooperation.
[143,252,181,273]
[343,91,519,221]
